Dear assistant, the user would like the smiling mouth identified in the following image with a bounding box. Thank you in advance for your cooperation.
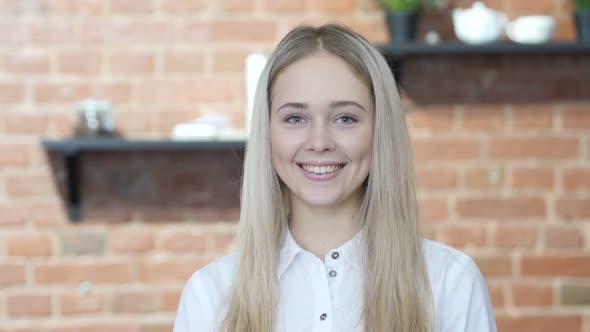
[297,163,346,174]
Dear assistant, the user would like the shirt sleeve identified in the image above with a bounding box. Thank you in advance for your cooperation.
[173,271,216,332]
[442,257,497,332]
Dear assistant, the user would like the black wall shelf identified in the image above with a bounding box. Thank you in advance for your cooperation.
[377,41,590,57]
[42,138,246,222]
[377,41,590,82]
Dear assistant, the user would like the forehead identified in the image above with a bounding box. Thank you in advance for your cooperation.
[271,53,372,108]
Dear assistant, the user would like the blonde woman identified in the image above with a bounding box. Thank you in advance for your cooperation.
[174,24,496,332]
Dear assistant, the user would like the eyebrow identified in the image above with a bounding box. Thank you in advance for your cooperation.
[276,100,367,113]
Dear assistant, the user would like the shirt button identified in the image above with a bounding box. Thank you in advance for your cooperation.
[331,252,339,259]
[320,313,327,321]
[329,270,337,278]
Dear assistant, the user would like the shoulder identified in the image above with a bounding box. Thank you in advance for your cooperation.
[422,239,497,331]
[173,253,238,332]
[422,239,484,291]
[423,239,475,273]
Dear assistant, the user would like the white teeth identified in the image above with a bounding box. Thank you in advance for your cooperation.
[301,164,343,174]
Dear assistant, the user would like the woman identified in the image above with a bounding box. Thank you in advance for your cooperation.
[174,24,496,332]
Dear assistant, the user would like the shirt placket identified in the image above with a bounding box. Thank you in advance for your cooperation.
[311,252,337,332]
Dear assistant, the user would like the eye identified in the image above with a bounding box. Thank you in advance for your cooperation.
[336,116,357,124]
[286,115,305,124]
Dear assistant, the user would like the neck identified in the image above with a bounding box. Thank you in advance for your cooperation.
[288,191,363,261]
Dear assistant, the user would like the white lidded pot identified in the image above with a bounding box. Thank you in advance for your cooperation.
[453,1,508,44]
[506,15,555,44]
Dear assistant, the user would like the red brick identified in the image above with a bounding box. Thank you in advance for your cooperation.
[4,51,51,74]
[0,83,25,103]
[39,323,138,332]
[437,225,487,248]
[162,51,205,73]
[417,198,448,223]
[510,0,555,15]
[57,51,101,75]
[511,283,553,307]
[512,105,553,129]
[345,20,388,44]
[456,197,546,220]
[306,0,356,13]
[493,226,537,249]
[114,110,158,134]
[110,229,155,253]
[135,79,233,104]
[412,138,480,162]
[545,226,585,249]
[473,255,512,278]
[489,137,579,160]
[109,0,153,13]
[80,21,174,44]
[28,202,69,227]
[0,204,30,226]
[33,83,92,103]
[138,259,204,282]
[3,111,49,135]
[563,168,590,192]
[48,0,104,15]
[554,16,575,40]
[7,294,52,317]
[7,234,53,257]
[521,255,590,277]
[488,283,505,308]
[512,167,554,191]
[93,82,132,103]
[219,0,253,12]
[407,106,454,131]
[159,0,205,14]
[60,292,105,315]
[556,198,590,220]
[496,315,581,332]
[261,0,305,12]
[30,21,79,44]
[110,52,155,74]
[212,231,237,252]
[464,167,505,190]
[0,144,29,167]
[158,288,181,312]
[0,263,26,285]
[34,262,132,284]
[0,22,27,45]
[6,174,55,197]
[111,291,155,313]
[416,168,457,191]
[212,49,253,73]
[48,111,77,137]
[461,105,505,130]
[155,110,200,134]
[160,231,208,252]
[0,0,46,14]
[183,21,277,42]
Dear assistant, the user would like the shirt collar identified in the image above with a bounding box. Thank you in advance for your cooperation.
[277,225,366,278]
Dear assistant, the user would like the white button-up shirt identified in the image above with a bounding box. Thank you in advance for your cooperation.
[174,228,497,332]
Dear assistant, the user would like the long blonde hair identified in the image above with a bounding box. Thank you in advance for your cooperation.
[221,24,433,332]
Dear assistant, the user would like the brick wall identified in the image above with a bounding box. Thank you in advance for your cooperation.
[0,0,589,331]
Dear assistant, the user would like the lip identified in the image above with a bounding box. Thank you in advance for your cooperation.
[297,162,346,182]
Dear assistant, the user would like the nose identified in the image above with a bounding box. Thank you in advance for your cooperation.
[305,122,336,152]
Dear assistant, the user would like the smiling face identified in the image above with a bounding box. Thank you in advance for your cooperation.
[269,52,374,210]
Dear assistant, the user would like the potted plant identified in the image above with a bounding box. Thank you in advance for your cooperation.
[381,0,424,44]
[574,0,590,42]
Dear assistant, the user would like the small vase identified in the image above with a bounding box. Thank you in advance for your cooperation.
[574,9,590,43]
[386,11,418,44]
